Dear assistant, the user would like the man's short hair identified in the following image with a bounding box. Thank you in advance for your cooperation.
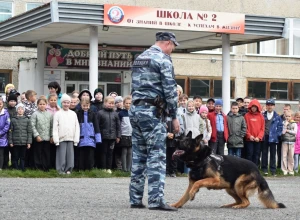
[193,95,202,101]
[25,90,37,100]
[231,101,239,107]
[179,94,188,101]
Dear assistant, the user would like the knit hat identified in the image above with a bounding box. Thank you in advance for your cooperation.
[115,96,123,104]
[94,88,104,98]
[199,105,208,114]
[5,84,14,94]
[215,99,223,106]
[7,94,18,103]
[78,89,92,101]
[16,103,25,111]
[266,99,275,105]
[60,93,71,103]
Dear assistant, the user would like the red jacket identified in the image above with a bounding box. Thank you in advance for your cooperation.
[208,111,229,142]
[244,99,265,141]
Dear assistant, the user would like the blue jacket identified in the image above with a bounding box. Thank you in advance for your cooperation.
[77,110,101,148]
[0,108,10,147]
[263,111,283,143]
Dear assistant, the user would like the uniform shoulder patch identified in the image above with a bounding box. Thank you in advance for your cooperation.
[132,59,150,67]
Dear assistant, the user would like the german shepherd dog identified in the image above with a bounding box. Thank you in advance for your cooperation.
[171,132,286,209]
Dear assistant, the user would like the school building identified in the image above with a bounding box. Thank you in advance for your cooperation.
[0,0,300,112]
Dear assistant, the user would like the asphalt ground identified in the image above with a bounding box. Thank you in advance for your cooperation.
[0,176,299,220]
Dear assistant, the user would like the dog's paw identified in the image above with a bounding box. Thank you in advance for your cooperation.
[170,203,182,208]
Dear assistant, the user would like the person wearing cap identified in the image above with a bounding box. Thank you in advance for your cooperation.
[76,89,97,113]
[261,99,283,176]
[53,94,80,174]
[115,96,123,113]
[92,88,104,111]
[9,103,32,171]
[206,98,215,113]
[6,93,18,117]
[129,31,180,211]
[207,99,229,155]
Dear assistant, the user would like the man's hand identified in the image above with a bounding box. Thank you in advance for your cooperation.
[172,119,180,134]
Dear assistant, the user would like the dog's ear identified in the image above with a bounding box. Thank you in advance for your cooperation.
[195,134,203,145]
[186,131,192,138]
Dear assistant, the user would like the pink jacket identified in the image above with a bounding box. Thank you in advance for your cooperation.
[295,122,300,154]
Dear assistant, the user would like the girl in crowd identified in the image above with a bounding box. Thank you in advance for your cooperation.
[48,81,62,108]
[294,112,300,173]
[0,99,10,170]
[199,105,212,145]
[31,96,53,171]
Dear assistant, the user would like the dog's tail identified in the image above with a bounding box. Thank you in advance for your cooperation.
[257,175,286,209]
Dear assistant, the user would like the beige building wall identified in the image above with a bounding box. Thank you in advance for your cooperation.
[1,0,300,110]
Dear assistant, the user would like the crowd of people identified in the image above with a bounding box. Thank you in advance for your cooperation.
[0,82,299,177]
[172,84,300,177]
[0,82,132,174]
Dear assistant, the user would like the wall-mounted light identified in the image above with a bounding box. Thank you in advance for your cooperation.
[102,44,107,48]
[211,58,217,63]
[102,25,109,31]
[215,33,222,37]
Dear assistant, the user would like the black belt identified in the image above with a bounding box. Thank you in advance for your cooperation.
[133,99,155,106]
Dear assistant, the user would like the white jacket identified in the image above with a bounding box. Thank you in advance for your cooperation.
[182,110,201,139]
[53,109,80,146]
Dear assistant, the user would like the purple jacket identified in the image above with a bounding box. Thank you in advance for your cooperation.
[0,109,10,147]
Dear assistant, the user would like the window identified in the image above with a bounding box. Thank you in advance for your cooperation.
[190,79,210,97]
[270,82,288,100]
[293,83,300,100]
[247,39,289,56]
[0,70,12,93]
[175,78,186,94]
[248,81,267,99]
[188,78,234,98]
[213,80,234,98]
[248,80,300,100]
[26,3,43,11]
[0,1,13,22]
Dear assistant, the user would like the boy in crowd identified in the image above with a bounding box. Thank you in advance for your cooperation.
[243,97,251,110]
[236,97,247,116]
[206,98,215,113]
[227,102,247,158]
[92,88,104,111]
[207,99,228,155]
[177,94,188,115]
[193,95,202,113]
[262,99,283,176]
[70,95,79,112]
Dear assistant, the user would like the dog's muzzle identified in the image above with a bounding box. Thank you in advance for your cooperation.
[172,150,185,160]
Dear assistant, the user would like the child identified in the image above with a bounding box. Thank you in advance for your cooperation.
[53,94,80,174]
[70,95,79,112]
[23,90,37,118]
[48,81,62,108]
[118,96,132,172]
[193,95,202,113]
[244,99,265,166]
[199,105,212,146]
[76,97,101,170]
[0,99,10,170]
[92,88,104,111]
[97,96,120,173]
[207,99,228,155]
[177,94,188,115]
[46,94,60,169]
[182,100,201,138]
[115,96,123,113]
[31,96,53,171]
[9,103,32,171]
[294,112,300,173]
[76,90,97,112]
[6,93,18,117]
[46,94,60,115]
[20,92,27,103]
[281,110,297,175]
[227,102,247,158]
